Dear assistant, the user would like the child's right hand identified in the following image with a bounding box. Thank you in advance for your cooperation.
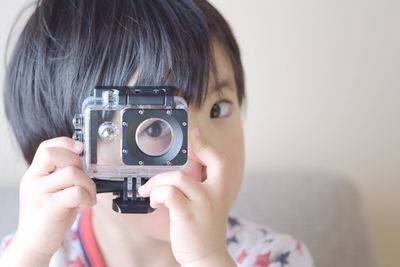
[13,137,96,262]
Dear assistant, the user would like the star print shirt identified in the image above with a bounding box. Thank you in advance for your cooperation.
[1,209,314,267]
[226,217,314,267]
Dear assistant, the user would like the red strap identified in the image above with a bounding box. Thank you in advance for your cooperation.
[79,208,106,267]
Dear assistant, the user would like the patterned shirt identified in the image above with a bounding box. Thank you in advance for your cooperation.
[1,209,314,267]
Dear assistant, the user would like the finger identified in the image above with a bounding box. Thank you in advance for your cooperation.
[29,147,82,176]
[36,137,83,155]
[49,186,95,216]
[149,186,190,212]
[189,127,226,185]
[40,166,97,203]
[138,171,207,202]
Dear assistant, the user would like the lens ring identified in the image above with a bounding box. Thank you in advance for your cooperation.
[135,118,174,157]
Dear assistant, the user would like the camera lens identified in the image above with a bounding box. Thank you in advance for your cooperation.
[135,118,173,156]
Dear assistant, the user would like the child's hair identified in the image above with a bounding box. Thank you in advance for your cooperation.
[3,0,245,165]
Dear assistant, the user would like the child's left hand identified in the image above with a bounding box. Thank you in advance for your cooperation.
[138,128,236,267]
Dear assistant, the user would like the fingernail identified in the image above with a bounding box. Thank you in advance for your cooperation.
[74,141,83,151]
[138,185,146,195]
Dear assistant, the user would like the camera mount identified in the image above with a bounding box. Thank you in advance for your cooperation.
[93,177,153,213]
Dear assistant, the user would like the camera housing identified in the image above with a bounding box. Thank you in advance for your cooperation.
[72,86,188,213]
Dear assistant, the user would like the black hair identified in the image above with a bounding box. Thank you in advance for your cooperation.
[3,0,245,164]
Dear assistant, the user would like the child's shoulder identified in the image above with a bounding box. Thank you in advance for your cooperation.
[226,216,315,267]
[0,217,86,267]
[1,215,315,267]
[0,233,14,253]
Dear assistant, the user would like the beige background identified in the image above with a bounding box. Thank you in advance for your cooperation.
[0,1,399,267]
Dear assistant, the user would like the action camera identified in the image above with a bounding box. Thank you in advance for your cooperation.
[73,86,188,213]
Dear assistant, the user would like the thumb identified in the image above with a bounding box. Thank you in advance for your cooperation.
[189,127,226,183]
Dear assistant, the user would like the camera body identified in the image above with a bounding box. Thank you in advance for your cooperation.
[72,86,188,213]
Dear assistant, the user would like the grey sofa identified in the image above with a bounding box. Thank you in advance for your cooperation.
[0,171,377,267]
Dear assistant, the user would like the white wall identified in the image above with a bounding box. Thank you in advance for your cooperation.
[0,1,399,267]
[208,1,400,267]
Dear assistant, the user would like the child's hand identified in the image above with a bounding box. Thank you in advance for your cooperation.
[14,137,96,262]
[138,128,236,267]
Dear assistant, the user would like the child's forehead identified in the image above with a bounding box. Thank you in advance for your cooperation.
[174,77,235,98]
[175,74,236,106]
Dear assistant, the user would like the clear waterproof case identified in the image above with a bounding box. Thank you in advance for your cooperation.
[73,86,188,180]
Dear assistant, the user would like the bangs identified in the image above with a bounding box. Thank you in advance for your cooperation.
[66,0,214,107]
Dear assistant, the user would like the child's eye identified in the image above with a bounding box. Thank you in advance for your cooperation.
[210,100,232,118]
[143,121,171,138]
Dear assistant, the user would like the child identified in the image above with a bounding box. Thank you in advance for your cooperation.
[0,1,314,266]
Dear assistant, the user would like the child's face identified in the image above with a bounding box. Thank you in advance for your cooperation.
[93,42,244,241]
